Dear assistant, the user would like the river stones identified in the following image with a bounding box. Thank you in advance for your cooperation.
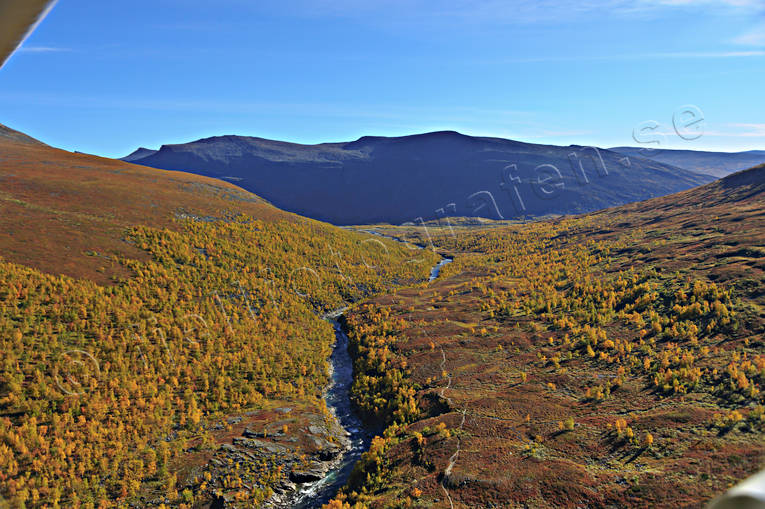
[242,427,268,438]
[232,437,288,455]
[219,443,237,453]
[289,463,327,483]
[317,446,342,461]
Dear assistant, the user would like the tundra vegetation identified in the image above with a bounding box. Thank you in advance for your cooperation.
[1,128,762,508]
[330,167,764,508]
[0,131,441,508]
[0,217,440,508]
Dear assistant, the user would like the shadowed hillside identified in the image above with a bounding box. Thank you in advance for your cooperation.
[123,131,715,225]
[611,146,765,178]
[122,147,158,162]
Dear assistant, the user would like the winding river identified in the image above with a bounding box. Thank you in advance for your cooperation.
[289,320,372,508]
[289,242,451,507]
[429,257,453,282]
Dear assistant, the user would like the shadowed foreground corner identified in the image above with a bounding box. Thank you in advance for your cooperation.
[706,469,765,509]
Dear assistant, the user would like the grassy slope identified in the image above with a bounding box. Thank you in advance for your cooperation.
[334,165,764,509]
[0,126,440,508]
[0,125,288,284]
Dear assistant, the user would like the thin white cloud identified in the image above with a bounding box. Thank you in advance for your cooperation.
[715,123,765,137]
[669,123,765,138]
[621,112,765,159]
[643,50,765,57]
[18,46,70,53]
[646,0,760,6]
[284,0,762,24]
[0,91,534,124]
[496,50,765,63]
[732,24,765,46]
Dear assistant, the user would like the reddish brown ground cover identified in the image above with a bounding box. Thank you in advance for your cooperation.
[0,127,287,284]
[335,166,764,508]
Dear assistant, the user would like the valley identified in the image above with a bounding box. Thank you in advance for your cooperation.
[610,147,765,179]
[0,124,762,509]
[2,1,763,507]
[326,166,765,508]
[0,125,443,507]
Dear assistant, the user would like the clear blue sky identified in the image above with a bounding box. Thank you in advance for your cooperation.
[1,0,764,158]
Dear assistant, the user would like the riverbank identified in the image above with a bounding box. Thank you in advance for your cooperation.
[282,320,374,508]
[279,249,454,507]
[184,237,451,509]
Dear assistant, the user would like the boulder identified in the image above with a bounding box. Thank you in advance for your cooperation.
[289,465,326,483]
[232,437,287,455]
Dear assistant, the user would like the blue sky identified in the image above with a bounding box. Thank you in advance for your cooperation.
[1,0,764,157]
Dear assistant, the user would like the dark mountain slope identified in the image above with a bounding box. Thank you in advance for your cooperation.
[610,146,765,178]
[124,131,715,225]
[597,163,764,220]
[122,146,158,162]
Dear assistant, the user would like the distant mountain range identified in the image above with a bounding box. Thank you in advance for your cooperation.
[609,146,765,178]
[122,131,715,225]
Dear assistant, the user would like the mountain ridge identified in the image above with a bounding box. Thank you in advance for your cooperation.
[122,146,158,162]
[122,130,714,225]
[610,146,765,178]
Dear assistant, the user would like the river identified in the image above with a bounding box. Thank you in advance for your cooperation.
[288,320,372,508]
[289,245,451,507]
